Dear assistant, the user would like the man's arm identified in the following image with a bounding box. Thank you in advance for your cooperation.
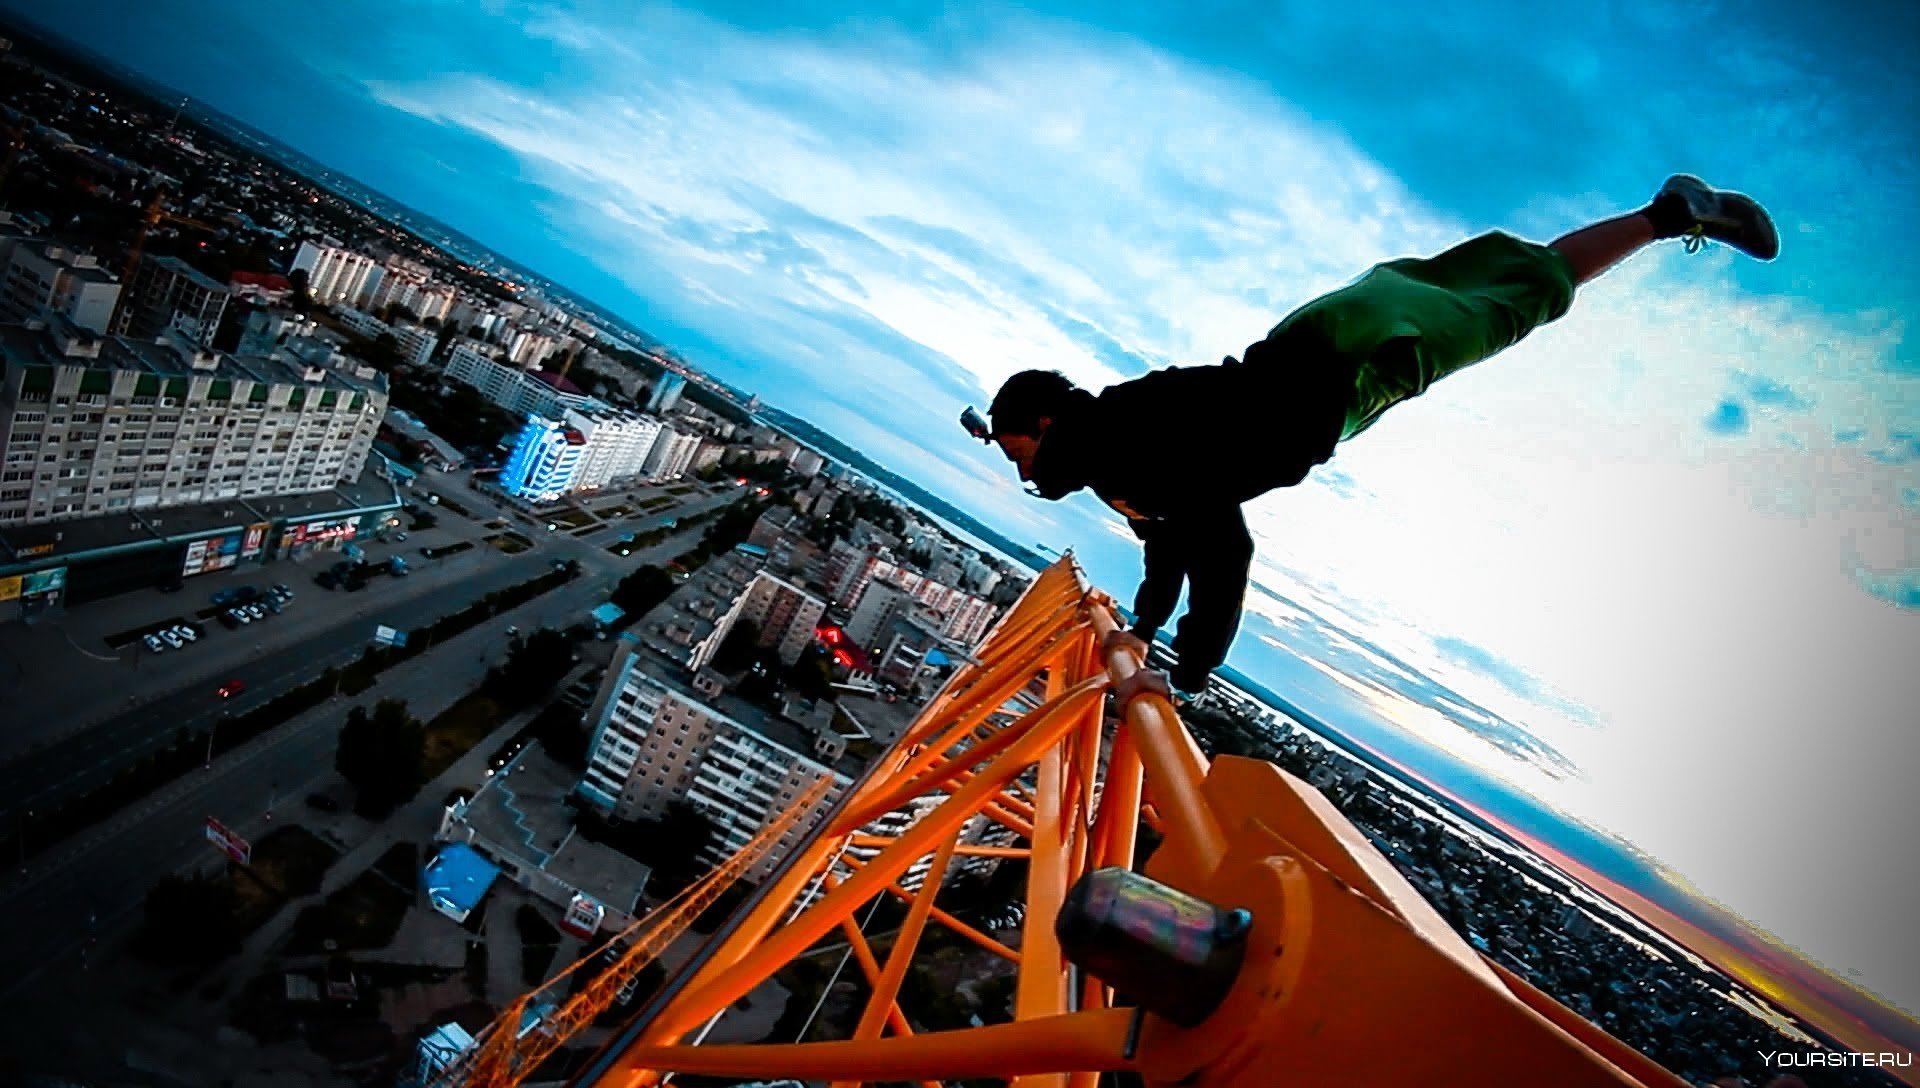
[1166,507,1254,693]
[1129,518,1184,644]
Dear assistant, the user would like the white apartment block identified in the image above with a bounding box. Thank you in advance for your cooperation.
[444,343,591,419]
[0,321,387,526]
[334,307,391,340]
[507,327,558,367]
[579,647,854,882]
[569,407,662,492]
[641,427,700,480]
[392,324,438,368]
[412,283,457,324]
[291,240,379,307]
[1,243,120,336]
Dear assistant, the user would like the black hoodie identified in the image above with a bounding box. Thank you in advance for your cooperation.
[1025,330,1355,690]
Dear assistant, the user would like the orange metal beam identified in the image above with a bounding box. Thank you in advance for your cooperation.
[623,682,1106,1049]
[843,836,960,1058]
[845,860,1024,964]
[610,1008,1137,1081]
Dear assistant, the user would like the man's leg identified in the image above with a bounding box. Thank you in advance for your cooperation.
[1550,212,1657,285]
[1552,174,1780,286]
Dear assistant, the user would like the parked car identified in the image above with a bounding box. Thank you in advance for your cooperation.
[228,608,251,625]
[244,603,267,620]
[142,633,166,653]
[211,588,241,606]
[170,625,198,643]
[271,583,293,599]
[217,611,242,630]
[394,532,409,542]
[265,598,284,614]
[158,629,185,650]
[315,572,338,590]
[216,679,246,699]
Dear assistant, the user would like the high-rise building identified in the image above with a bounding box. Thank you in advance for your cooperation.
[569,407,662,491]
[290,241,379,307]
[0,321,387,525]
[641,426,700,480]
[691,570,828,672]
[499,416,587,502]
[845,579,914,652]
[578,642,855,881]
[1,242,120,335]
[646,372,686,414]
[114,255,232,342]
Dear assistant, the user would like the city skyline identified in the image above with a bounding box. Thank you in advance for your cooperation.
[7,0,1914,1035]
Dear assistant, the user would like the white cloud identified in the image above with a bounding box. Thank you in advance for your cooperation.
[366,3,1919,1007]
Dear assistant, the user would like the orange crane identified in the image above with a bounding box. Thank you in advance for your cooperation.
[517,557,1692,1088]
[108,188,219,334]
[430,774,836,1088]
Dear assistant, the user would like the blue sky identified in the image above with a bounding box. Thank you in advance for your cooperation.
[15,0,1919,1016]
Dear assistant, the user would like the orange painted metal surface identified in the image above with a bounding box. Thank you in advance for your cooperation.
[521,557,1687,1088]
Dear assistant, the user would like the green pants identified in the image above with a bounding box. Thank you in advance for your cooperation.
[1265,231,1577,440]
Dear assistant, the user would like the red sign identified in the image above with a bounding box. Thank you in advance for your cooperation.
[289,518,358,546]
[205,816,252,864]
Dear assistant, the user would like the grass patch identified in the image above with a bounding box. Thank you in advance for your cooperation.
[247,824,341,898]
[485,519,508,530]
[371,842,419,891]
[546,508,597,530]
[422,541,475,560]
[432,495,473,518]
[482,532,534,555]
[636,495,677,513]
[422,691,507,779]
[663,484,697,496]
[284,870,412,955]
[592,504,634,519]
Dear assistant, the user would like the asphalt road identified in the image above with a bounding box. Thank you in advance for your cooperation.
[0,556,556,831]
[0,518,713,1001]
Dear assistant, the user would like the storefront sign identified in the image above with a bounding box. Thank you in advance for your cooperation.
[0,575,21,603]
[19,567,64,596]
[288,517,358,546]
[241,522,270,559]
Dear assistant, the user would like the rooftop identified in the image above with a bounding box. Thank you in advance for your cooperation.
[0,320,385,397]
[454,744,652,914]
[424,842,499,916]
[148,255,229,294]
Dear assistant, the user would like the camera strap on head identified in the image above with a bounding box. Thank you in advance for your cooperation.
[959,405,993,443]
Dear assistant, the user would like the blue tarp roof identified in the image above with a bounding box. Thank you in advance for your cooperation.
[591,602,626,626]
[424,842,500,915]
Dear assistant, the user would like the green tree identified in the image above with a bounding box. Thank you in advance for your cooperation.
[287,267,312,311]
[334,698,427,819]
[140,874,240,966]
[485,627,576,712]
[610,565,675,619]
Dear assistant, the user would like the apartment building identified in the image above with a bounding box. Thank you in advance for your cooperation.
[115,255,231,342]
[290,240,379,307]
[0,242,120,335]
[570,407,662,492]
[691,569,828,673]
[578,642,860,882]
[498,415,588,503]
[640,426,700,481]
[444,342,592,419]
[0,321,387,526]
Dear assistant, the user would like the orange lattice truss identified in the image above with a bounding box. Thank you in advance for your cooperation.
[556,557,1686,1087]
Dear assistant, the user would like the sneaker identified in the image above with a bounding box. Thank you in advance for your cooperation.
[1654,174,1780,261]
